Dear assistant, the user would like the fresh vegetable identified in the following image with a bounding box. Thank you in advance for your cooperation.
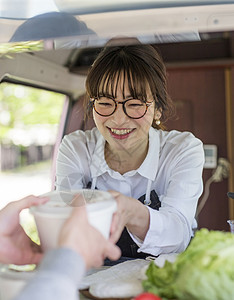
[143,228,234,300]
[134,292,162,300]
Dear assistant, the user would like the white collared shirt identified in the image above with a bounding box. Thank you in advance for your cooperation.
[56,127,204,256]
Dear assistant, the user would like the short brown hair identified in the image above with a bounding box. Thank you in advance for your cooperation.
[85,44,174,129]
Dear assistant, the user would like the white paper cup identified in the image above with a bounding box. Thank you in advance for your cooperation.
[0,266,35,300]
[30,190,117,251]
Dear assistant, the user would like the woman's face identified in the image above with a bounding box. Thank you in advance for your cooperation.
[93,76,161,154]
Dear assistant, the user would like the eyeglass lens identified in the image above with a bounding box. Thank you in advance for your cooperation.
[93,97,147,119]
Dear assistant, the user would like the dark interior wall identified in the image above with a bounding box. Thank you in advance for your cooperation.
[65,95,95,134]
[165,66,230,231]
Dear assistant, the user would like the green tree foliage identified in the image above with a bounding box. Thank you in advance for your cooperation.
[0,41,43,59]
[0,82,65,142]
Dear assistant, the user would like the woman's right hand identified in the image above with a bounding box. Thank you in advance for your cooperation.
[108,190,150,243]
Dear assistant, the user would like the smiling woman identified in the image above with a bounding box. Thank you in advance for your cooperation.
[55,43,205,261]
[0,0,234,299]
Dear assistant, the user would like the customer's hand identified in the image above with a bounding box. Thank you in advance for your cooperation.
[58,206,121,269]
[108,190,150,243]
[0,195,48,265]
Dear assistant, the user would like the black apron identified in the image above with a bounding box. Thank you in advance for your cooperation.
[116,190,161,259]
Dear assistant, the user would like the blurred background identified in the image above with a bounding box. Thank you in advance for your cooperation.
[0,83,65,209]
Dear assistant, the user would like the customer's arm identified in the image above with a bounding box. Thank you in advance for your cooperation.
[15,248,86,300]
[15,206,121,300]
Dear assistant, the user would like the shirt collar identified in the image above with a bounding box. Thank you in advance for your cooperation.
[90,127,160,180]
[137,127,160,181]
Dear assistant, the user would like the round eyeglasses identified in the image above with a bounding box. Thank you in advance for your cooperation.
[90,97,153,119]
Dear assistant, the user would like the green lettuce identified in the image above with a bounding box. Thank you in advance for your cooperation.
[143,229,234,300]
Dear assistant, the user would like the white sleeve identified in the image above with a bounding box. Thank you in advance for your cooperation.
[130,138,204,256]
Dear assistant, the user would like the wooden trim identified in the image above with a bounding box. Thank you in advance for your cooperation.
[225,68,234,219]
[166,59,234,71]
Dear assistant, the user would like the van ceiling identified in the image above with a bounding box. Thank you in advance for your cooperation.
[32,30,234,76]
[31,29,234,78]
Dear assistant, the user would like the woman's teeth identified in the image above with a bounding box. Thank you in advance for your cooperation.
[110,128,132,135]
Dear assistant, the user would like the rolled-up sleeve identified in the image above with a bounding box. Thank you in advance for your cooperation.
[130,133,204,256]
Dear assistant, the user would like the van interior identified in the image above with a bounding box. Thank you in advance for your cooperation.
[0,0,234,232]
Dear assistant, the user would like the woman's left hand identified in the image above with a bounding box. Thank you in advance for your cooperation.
[108,190,150,244]
[0,195,48,265]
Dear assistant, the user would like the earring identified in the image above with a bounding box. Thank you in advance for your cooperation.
[156,119,161,126]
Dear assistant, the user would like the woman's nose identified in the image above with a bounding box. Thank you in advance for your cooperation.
[112,103,128,124]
